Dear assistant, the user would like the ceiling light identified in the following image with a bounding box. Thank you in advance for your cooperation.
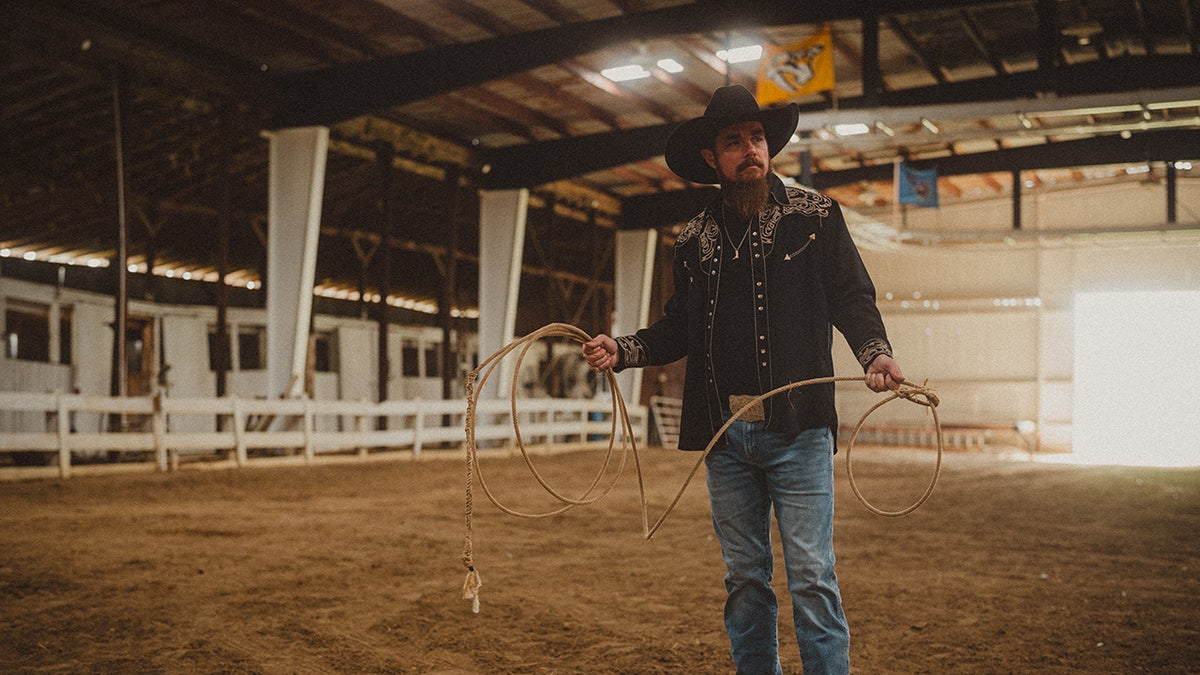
[657,58,684,73]
[716,45,762,64]
[921,117,940,134]
[22,251,37,261]
[874,120,895,136]
[601,64,651,82]
[1145,99,1200,110]
[833,123,871,136]
[1017,112,1033,129]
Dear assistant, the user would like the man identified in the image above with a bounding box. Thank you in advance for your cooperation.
[582,85,904,675]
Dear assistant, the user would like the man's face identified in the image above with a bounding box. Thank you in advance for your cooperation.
[701,120,770,185]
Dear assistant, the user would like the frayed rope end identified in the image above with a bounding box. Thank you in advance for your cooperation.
[462,567,482,614]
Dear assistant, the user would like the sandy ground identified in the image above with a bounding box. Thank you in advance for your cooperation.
[1,444,1197,674]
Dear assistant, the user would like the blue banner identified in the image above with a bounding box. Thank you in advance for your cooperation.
[898,163,939,208]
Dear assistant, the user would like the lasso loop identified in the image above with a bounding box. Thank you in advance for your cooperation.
[461,323,942,612]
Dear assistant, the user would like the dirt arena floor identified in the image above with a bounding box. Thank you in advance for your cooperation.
[1,444,1198,674]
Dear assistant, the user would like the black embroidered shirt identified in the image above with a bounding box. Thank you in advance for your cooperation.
[613,175,893,451]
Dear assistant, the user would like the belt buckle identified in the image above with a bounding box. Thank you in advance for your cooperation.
[729,395,765,422]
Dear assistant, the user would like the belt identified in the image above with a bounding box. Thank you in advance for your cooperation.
[728,394,765,422]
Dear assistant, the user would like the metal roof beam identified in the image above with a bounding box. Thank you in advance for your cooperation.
[619,129,1200,228]
[479,59,1200,189]
[270,0,1011,128]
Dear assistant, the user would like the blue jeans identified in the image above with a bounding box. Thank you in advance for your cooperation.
[705,422,850,675]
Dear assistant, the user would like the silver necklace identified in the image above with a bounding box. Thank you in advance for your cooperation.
[721,203,752,259]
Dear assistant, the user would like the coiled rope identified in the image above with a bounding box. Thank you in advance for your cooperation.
[461,322,942,612]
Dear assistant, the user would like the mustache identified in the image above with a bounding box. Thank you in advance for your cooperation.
[737,158,765,171]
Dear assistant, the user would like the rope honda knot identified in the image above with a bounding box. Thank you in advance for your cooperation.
[896,381,940,408]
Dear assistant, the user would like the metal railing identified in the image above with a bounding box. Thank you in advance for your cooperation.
[0,390,647,478]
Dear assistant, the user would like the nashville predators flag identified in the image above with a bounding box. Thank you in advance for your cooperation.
[756,26,835,105]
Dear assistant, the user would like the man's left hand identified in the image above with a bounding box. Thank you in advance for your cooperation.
[865,354,905,392]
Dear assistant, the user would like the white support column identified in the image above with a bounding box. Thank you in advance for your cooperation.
[264,126,329,401]
[613,229,658,404]
[477,188,529,399]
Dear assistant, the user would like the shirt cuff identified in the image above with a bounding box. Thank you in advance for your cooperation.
[614,335,649,371]
[855,337,892,371]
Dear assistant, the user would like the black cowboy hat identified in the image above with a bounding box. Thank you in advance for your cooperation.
[664,85,800,185]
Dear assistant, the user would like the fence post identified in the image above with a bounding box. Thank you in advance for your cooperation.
[153,391,169,471]
[232,396,247,466]
[303,398,314,463]
[413,401,423,457]
[355,404,368,457]
[55,391,72,479]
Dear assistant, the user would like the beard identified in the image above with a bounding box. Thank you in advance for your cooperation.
[720,163,772,220]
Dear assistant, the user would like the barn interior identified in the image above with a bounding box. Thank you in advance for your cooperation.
[2,0,1200,472]
[3,4,1200,674]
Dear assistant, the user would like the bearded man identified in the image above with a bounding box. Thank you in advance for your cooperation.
[583,85,904,675]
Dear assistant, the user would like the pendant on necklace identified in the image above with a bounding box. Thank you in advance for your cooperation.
[732,249,740,260]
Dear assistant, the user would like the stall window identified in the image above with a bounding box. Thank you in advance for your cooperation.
[4,301,51,362]
[401,341,420,377]
[238,326,265,371]
[312,331,336,373]
[424,344,441,378]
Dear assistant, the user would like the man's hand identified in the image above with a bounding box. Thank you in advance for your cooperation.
[865,354,904,392]
[583,334,619,372]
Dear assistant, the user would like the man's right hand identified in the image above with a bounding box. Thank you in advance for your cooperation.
[582,334,619,372]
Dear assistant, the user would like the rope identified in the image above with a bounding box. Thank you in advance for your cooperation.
[461,323,943,612]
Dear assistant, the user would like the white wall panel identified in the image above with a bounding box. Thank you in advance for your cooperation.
[336,322,376,403]
[862,246,1038,300]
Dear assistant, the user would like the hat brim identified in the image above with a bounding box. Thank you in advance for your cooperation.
[664,103,799,185]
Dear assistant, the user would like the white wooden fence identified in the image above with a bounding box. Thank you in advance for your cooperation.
[0,390,647,479]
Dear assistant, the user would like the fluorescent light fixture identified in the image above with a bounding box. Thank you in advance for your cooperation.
[1145,99,1200,110]
[921,117,940,134]
[657,58,684,73]
[716,45,762,63]
[874,120,895,136]
[1017,112,1033,129]
[1125,165,1150,174]
[1174,161,1194,170]
[833,123,871,136]
[1038,103,1142,117]
[601,64,651,82]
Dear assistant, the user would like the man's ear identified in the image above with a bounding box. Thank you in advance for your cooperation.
[701,148,717,169]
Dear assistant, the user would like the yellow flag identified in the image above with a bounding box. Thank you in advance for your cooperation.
[756,26,835,105]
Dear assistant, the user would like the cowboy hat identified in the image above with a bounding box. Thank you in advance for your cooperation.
[664,85,799,185]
